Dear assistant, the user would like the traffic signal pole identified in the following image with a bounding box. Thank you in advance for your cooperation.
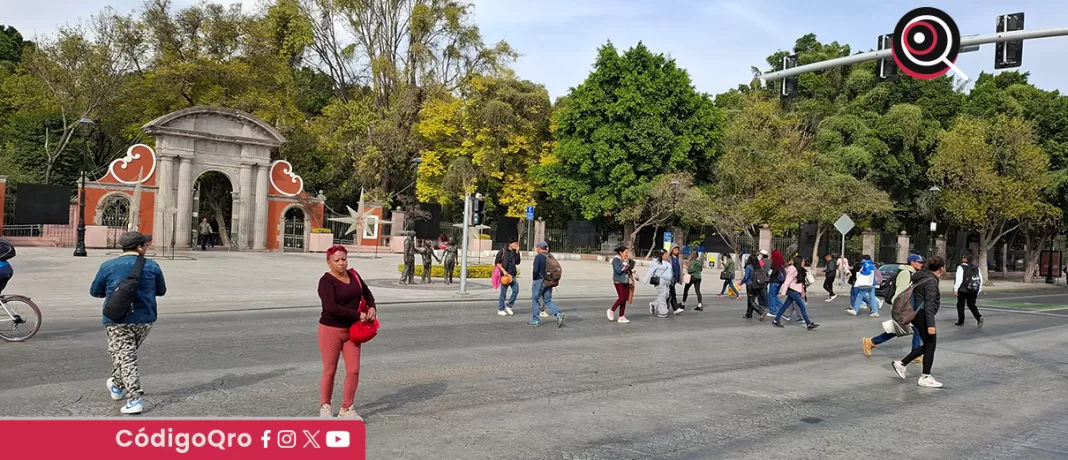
[760,26,1068,83]
[459,194,471,295]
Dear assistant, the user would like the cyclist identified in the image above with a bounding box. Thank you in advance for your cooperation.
[0,237,14,295]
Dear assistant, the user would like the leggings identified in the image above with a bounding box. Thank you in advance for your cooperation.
[610,283,628,316]
[902,313,936,375]
[683,278,703,304]
[823,275,835,296]
[319,324,362,408]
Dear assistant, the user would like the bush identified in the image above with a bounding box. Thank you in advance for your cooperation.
[311,228,332,234]
[397,264,517,278]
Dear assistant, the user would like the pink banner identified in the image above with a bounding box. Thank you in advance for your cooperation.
[2,418,365,459]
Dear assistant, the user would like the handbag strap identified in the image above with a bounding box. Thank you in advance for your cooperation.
[348,269,370,312]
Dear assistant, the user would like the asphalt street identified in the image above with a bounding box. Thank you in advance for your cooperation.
[2,287,1067,460]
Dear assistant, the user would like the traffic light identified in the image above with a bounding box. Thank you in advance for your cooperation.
[780,54,799,98]
[995,13,1025,69]
[472,197,486,226]
[877,34,897,81]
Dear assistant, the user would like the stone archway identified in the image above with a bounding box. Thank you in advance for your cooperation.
[281,205,310,252]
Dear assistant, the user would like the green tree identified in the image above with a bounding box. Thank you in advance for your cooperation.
[536,41,725,223]
[0,24,30,69]
[616,172,712,255]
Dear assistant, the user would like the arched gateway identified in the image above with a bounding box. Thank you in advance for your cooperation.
[82,106,324,251]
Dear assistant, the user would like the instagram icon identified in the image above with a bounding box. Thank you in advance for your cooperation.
[277,430,297,449]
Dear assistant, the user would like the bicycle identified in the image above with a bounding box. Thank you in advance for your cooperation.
[0,294,41,342]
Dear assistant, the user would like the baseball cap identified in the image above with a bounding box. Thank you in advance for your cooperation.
[535,241,549,249]
[907,254,926,264]
[118,231,152,250]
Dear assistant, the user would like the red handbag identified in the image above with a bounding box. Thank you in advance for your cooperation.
[347,269,379,344]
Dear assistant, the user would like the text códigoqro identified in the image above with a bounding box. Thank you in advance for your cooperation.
[116,428,254,454]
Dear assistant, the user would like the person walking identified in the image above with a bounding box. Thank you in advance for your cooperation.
[742,254,768,320]
[848,255,880,317]
[608,246,633,324]
[863,254,926,360]
[669,245,684,312]
[953,255,984,328]
[892,256,946,388]
[644,249,674,318]
[495,238,521,316]
[529,241,564,327]
[198,217,213,251]
[772,257,819,330]
[317,245,376,417]
[823,254,838,302]
[767,250,786,317]
[718,254,740,299]
[90,232,167,415]
[682,252,704,311]
[837,255,850,286]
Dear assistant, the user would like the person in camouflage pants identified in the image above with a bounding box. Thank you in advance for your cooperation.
[105,324,153,400]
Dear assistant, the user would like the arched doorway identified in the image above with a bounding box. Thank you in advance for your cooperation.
[99,194,131,249]
[282,206,307,252]
[194,171,235,250]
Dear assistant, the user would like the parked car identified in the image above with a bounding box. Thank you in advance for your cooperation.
[875,263,901,297]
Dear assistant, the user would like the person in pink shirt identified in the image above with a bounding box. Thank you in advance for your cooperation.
[772,257,820,330]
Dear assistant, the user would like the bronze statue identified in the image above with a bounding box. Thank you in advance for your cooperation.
[419,239,441,284]
[400,233,416,285]
[442,238,458,284]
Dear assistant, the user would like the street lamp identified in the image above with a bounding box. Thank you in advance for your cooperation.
[927,186,941,259]
[73,117,95,257]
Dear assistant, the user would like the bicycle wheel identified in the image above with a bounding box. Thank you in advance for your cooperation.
[0,295,42,342]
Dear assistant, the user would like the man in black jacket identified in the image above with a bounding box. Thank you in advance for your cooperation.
[892,256,946,388]
[495,238,521,316]
[822,254,837,302]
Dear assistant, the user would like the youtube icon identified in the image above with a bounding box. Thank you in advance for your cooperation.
[326,431,350,448]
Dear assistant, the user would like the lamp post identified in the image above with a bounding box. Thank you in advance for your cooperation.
[73,117,95,257]
[927,186,941,259]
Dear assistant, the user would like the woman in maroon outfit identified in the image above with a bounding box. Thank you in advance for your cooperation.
[317,245,377,417]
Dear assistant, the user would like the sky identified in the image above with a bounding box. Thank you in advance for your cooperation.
[4,0,1068,99]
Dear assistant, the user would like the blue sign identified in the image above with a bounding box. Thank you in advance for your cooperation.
[525,205,535,221]
[663,231,673,251]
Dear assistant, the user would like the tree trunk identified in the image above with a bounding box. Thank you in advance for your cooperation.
[977,233,993,286]
[1022,230,1049,285]
[811,226,825,268]
[212,206,231,248]
[645,226,659,259]
[623,222,635,248]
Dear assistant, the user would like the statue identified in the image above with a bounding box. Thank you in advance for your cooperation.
[418,239,441,284]
[442,238,458,284]
[400,233,416,285]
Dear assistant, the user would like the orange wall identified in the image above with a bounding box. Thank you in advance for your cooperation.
[266,199,325,251]
[83,187,157,244]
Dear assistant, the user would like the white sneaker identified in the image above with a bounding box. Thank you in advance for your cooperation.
[606,309,616,321]
[830,295,838,301]
[673,308,683,315]
[121,399,143,415]
[917,375,943,388]
[540,311,550,318]
[617,316,630,324]
[497,310,507,316]
[892,360,907,379]
[106,378,124,401]
[505,307,514,316]
[845,309,858,316]
[338,406,358,417]
[825,297,834,302]
[320,403,332,417]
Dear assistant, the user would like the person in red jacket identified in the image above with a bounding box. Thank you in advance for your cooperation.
[317,245,377,417]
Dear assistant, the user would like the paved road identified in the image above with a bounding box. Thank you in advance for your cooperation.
[2,289,1067,459]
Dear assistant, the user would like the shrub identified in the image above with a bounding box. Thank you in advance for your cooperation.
[311,228,332,234]
[396,264,517,278]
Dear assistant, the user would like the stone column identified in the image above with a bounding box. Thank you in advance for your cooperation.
[253,164,269,250]
[153,155,175,247]
[935,235,947,260]
[897,231,910,263]
[175,157,193,247]
[759,225,773,254]
[237,164,253,250]
[862,229,876,258]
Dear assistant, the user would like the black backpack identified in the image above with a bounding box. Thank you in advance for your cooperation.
[960,264,981,293]
[103,256,147,323]
[0,238,15,261]
[881,272,899,301]
[749,265,769,289]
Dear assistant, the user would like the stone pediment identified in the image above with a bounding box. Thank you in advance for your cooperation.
[141,106,286,148]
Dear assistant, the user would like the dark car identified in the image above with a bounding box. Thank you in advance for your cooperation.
[875,263,901,297]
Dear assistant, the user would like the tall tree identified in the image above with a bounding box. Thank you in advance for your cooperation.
[616,172,712,256]
[536,41,724,226]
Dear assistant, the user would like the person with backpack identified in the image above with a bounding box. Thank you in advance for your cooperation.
[953,255,984,328]
[529,241,564,327]
[822,254,838,302]
[643,249,675,318]
[891,256,947,388]
[682,251,704,311]
[741,254,768,320]
[847,255,880,317]
[494,238,522,316]
[862,254,926,359]
[772,257,819,330]
[0,237,15,295]
[89,232,167,415]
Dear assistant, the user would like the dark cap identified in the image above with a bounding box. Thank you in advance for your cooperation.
[118,231,152,249]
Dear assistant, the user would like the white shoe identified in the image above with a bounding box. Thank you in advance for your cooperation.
[617,316,630,324]
[320,403,333,417]
[338,406,358,417]
[830,295,838,301]
[765,313,775,318]
[917,375,943,388]
[892,360,907,379]
[497,310,507,316]
[607,309,616,321]
[673,308,683,315]
[106,378,124,401]
[540,311,550,318]
[505,307,514,316]
[121,399,143,415]
[845,309,858,316]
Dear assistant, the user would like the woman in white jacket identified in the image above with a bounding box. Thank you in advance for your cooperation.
[643,249,675,318]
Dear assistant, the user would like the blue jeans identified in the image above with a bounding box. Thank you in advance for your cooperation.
[849,286,857,307]
[871,327,923,348]
[719,277,738,296]
[767,283,782,315]
[852,287,878,314]
[531,279,561,322]
[498,277,520,310]
[775,290,812,324]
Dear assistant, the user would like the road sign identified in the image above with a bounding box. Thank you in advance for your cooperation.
[663,232,673,251]
[834,214,855,236]
[525,206,535,221]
